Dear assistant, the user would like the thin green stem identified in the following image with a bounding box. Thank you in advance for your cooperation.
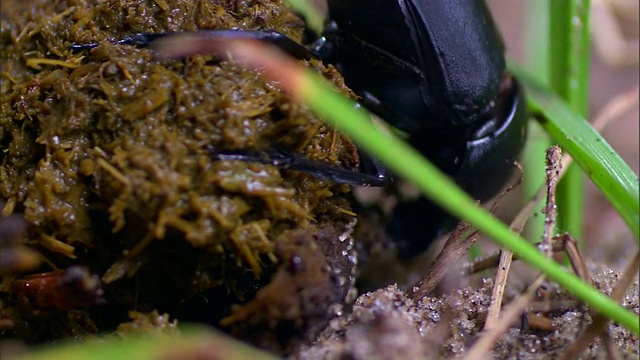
[523,0,551,242]
[549,0,592,241]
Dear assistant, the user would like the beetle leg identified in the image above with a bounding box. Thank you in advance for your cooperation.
[387,196,457,259]
[208,146,390,187]
[71,30,319,60]
[70,32,174,51]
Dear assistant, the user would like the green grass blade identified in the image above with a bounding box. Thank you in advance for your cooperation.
[16,326,279,360]
[549,0,592,107]
[296,70,639,334]
[549,0,592,240]
[522,0,552,242]
[514,68,640,240]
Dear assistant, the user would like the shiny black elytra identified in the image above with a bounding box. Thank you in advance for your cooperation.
[72,0,528,258]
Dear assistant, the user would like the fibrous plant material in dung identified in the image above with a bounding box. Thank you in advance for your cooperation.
[0,0,359,353]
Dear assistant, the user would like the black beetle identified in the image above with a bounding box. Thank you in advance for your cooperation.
[317,0,528,257]
[72,0,528,258]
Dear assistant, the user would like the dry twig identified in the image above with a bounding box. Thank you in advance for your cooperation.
[465,85,638,276]
[407,165,523,300]
[503,85,638,239]
[483,146,563,331]
[464,274,547,360]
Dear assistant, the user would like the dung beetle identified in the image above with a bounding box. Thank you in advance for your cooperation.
[317,0,528,257]
[72,0,528,258]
